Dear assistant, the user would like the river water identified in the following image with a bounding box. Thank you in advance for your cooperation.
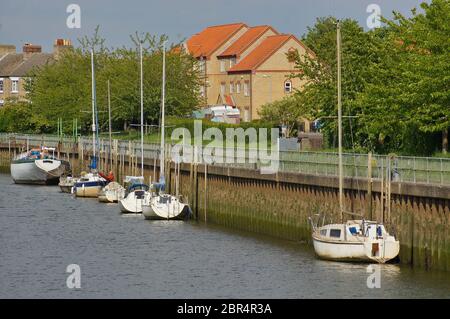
[0,173,449,298]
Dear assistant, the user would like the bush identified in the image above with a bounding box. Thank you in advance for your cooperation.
[0,101,50,133]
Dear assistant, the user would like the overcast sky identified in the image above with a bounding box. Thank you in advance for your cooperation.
[0,0,425,51]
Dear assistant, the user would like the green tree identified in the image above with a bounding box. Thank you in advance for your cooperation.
[386,0,450,153]
[288,17,378,149]
[258,95,310,137]
[0,98,50,133]
[24,28,201,135]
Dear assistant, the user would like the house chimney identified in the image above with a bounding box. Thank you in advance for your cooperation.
[23,43,42,60]
[0,44,16,57]
[53,39,73,60]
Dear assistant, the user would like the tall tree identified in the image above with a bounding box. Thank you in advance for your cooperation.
[288,17,378,150]
[387,0,450,153]
[24,28,201,134]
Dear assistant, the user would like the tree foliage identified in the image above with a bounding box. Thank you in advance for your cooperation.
[2,27,201,135]
[262,0,449,155]
[258,95,310,137]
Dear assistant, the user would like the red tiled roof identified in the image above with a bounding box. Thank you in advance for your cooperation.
[228,34,293,72]
[217,25,278,58]
[186,23,247,59]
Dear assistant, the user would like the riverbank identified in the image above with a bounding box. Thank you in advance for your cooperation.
[1,134,450,272]
[1,173,450,298]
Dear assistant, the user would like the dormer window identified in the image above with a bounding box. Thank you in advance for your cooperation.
[220,60,225,72]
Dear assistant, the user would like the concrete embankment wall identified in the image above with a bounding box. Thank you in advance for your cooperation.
[1,142,449,271]
[176,164,450,272]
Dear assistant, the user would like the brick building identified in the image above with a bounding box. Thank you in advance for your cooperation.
[185,23,315,122]
[0,39,72,106]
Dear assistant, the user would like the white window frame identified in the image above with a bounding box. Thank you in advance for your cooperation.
[229,58,236,68]
[244,81,249,97]
[0,78,3,93]
[198,59,206,74]
[236,82,240,94]
[284,80,292,93]
[229,82,234,94]
[220,60,225,72]
[11,77,19,93]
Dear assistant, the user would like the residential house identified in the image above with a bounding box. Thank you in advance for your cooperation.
[185,23,315,124]
[0,39,72,106]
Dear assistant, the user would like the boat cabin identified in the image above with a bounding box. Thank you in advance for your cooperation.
[317,221,387,241]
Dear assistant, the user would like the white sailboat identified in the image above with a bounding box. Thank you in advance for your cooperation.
[99,181,126,203]
[73,50,108,198]
[310,21,399,263]
[119,41,152,213]
[59,175,76,193]
[142,42,191,220]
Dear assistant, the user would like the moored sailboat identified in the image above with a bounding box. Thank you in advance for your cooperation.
[99,181,126,203]
[59,175,76,193]
[142,42,191,221]
[310,21,399,263]
[11,147,70,185]
[74,50,109,198]
[118,41,151,213]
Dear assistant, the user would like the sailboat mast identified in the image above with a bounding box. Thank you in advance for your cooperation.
[91,50,96,167]
[160,41,166,181]
[337,21,344,222]
[140,41,144,177]
[107,79,112,170]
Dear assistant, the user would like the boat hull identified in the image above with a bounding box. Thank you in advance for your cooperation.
[74,181,104,198]
[312,236,400,263]
[119,190,150,213]
[59,185,73,193]
[142,196,190,220]
[98,183,125,203]
[11,159,69,185]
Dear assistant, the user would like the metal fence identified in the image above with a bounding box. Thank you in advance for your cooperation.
[1,133,449,186]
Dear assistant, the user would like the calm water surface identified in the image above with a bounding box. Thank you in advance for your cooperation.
[0,173,449,298]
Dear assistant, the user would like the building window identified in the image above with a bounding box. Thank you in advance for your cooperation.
[244,81,249,96]
[220,60,225,72]
[220,82,226,96]
[198,59,206,74]
[200,85,205,97]
[230,57,236,68]
[284,80,292,93]
[11,77,19,93]
[229,82,234,94]
[236,82,240,94]
[0,78,3,93]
